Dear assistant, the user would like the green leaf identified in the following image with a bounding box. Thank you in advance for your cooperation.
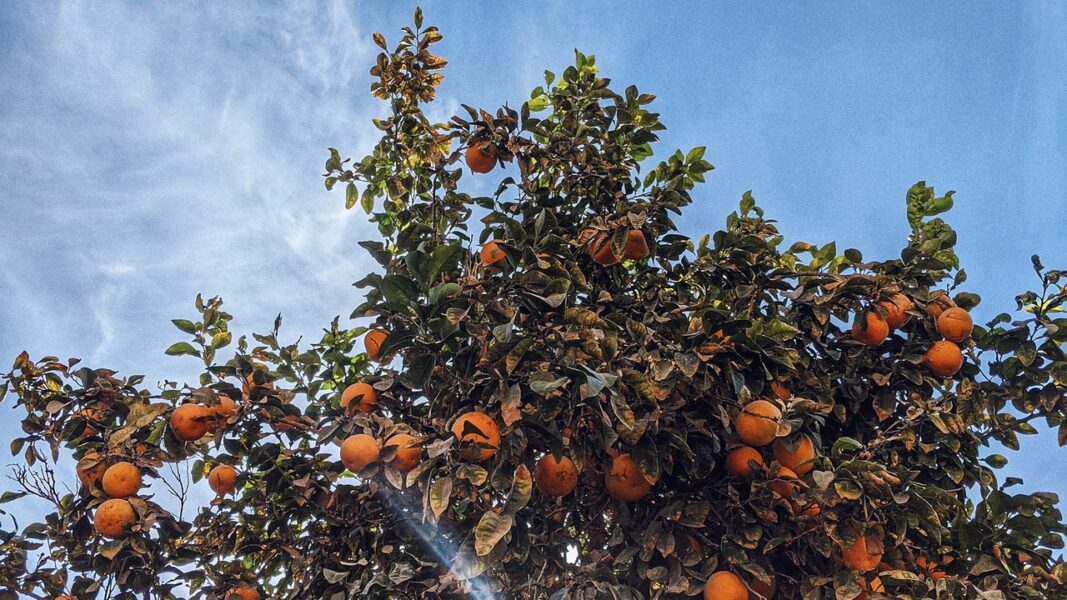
[361,186,374,213]
[984,454,1008,469]
[0,490,27,504]
[430,476,453,520]
[429,282,461,305]
[165,342,200,357]
[325,147,341,172]
[346,182,358,210]
[380,275,420,305]
[831,437,863,455]
[474,511,513,556]
[171,319,198,334]
[502,464,533,514]
[210,331,232,350]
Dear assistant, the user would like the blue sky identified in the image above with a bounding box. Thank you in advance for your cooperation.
[1,0,1065,547]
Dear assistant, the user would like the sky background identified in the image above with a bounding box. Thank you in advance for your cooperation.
[1,0,1065,557]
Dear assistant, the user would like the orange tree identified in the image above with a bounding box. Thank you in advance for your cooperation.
[3,9,1067,600]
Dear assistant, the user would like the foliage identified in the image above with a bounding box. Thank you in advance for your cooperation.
[4,9,1067,600]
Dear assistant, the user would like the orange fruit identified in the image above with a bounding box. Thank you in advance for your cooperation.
[340,382,378,414]
[384,433,422,474]
[208,464,237,496]
[94,498,136,538]
[208,397,239,433]
[735,400,782,447]
[772,435,816,475]
[241,368,274,397]
[170,403,210,442]
[769,380,790,400]
[797,500,822,519]
[937,307,973,341]
[101,462,142,498]
[926,292,955,319]
[747,575,777,600]
[74,408,102,437]
[450,411,501,461]
[535,454,579,497]
[465,144,496,174]
[228,587,261,600]
[215,397,238,420]
[340,434,381,473]
[702,571,748,600]
[364,328,389,361]
[481,240,506,268]
[852,311,889,346]
[591,238,620,266]
[769,466,798,500]
[622,230,649,260]
[76,451,108,489]
[880,293,913,329]
[605,453,652,502]
[839,531,883,572]
[925,340,963,377]
[724,446,764,479]
[55,596,76,600]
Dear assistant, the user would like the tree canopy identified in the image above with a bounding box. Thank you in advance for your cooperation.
[3,9,1067,600]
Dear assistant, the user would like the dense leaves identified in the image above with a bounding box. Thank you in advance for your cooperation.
[4,9,1067,600]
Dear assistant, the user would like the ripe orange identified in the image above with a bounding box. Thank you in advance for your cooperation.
[480,240,506,268]
[94,498,136,538]
[839,531,883,572]
[702,571,748,600]
[622,230,649,260]
[925,340,963,377]
[747,575,777,600]
[769,380,790,400]
[228,587,261,600]
[605,453,652,502]
[724,446,764,479]
[74,408,102,437]
[591,238,620,266]
[852,311,889,346]
[170,403,210,442]
[215,397,238,420]
[937,307,973,342]
[535,454,579,497]
[241,368,274,397]
[769,466,798,500]
[101,462,143,498]
[340,382,378,414]
[772,435,816,475]
[797,499,822,519]
[55,596,76,600]
[340,434,381,473]
[384,433,422,474]
[364,328,389,362]
[451,411,501,461]
[76,451,108,489]
[465,144,496,174]
[926,292,954,319]
[734,400,782,447]
[880,293,913,329]
[208,464,237,496]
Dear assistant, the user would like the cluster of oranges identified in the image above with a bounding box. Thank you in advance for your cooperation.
[84,458,143,539]
[69,376,259,598]
[851,292,973,377]
[725,393,818,516]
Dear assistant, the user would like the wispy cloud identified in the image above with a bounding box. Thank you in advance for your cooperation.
[0,2,401,383]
